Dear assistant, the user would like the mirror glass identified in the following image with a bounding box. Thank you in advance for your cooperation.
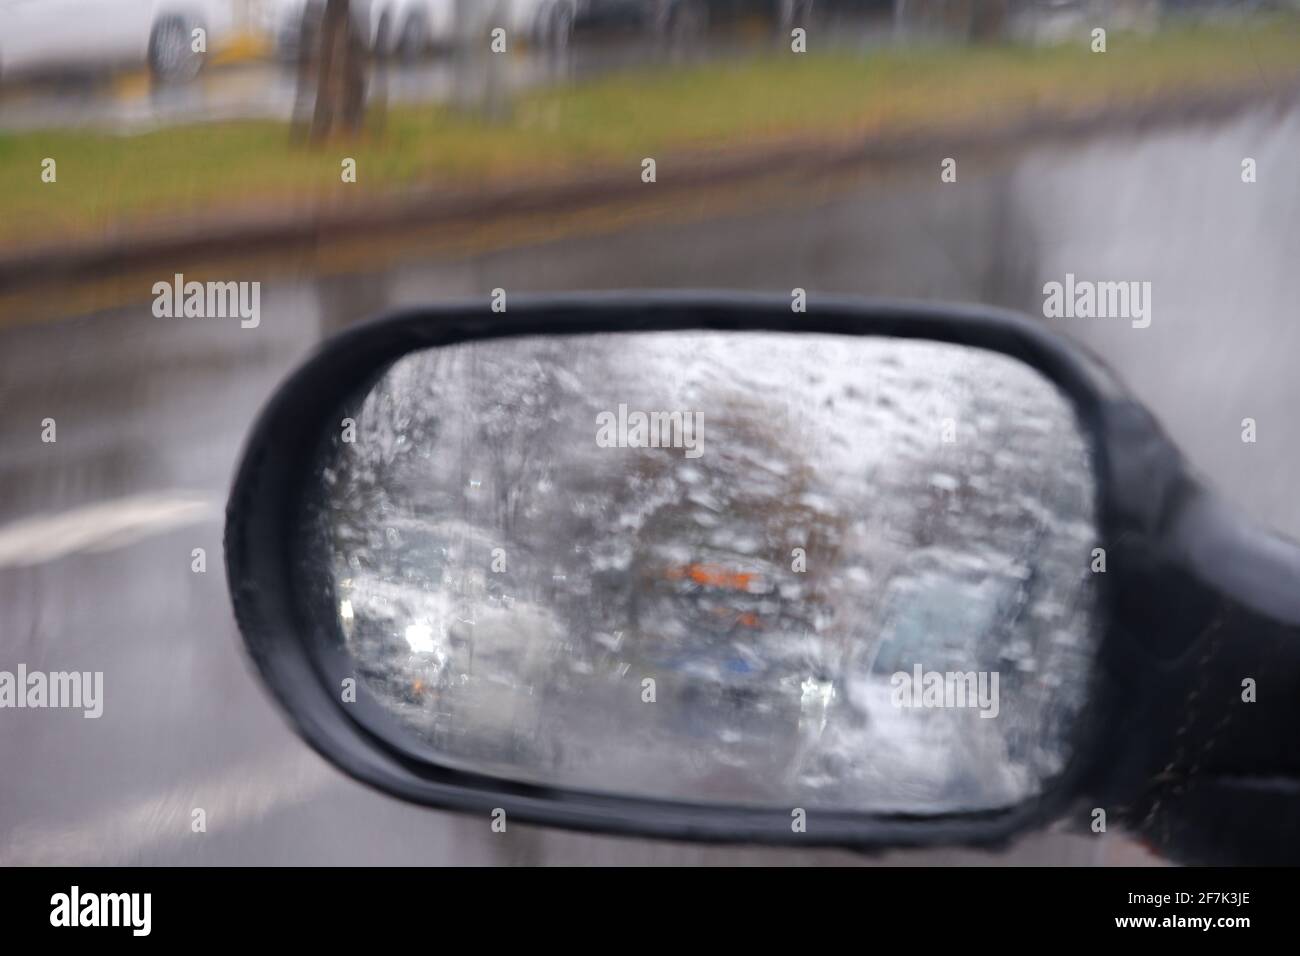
[298,330,1102,814]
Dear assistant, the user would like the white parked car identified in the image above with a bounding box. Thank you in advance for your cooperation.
[0,0,235,81]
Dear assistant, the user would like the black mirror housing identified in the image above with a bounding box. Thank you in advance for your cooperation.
[224,291,1300,862]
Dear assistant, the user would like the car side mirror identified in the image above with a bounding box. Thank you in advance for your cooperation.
[225,292,1300,862]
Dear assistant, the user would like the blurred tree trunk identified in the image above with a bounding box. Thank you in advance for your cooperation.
[295,0,368,142]
[969,0,1010,42]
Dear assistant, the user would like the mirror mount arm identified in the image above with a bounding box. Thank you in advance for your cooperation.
[1126,483,1300,864]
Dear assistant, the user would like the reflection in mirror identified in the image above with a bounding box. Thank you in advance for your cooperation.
[299,331,1101,813]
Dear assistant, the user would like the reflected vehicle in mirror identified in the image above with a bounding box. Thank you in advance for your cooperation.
[225,293,1300,864]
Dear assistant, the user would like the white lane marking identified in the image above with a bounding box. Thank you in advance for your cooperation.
[0,751,335,866]
[0,492,218,569]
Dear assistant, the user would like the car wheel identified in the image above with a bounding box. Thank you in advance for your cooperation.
[148,13,204,83]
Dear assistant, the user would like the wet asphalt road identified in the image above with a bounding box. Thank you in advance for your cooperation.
[1,103,1297,865]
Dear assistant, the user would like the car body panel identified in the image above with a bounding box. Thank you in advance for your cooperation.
[0,0,235,76]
